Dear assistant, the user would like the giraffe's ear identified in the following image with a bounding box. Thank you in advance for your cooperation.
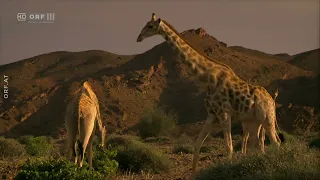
[151,13,157,21]
[157,18,161,23]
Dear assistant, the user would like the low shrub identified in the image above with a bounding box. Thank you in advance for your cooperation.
[196,140,320,180]
[106,135,140,147]
[173,134,195,154]
[172,142,215,154]
[17,135,34,145]
[92,145,119,177]
[0,136,26,158]
[14,158,105,180]
[143,136,171,144]
[15,146,119,180]
[106,134,171,173]
[200,145,217,153]
[137,105,177,138]
[23,136,54,156]
[173,144,194,154]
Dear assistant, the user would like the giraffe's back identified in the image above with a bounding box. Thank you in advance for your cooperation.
[251,86,275,113]
[205,73,257,115]
[78,94,96,113]
[66,82,99,121]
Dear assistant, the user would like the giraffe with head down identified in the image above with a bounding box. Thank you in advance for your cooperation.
[65,81,106,170]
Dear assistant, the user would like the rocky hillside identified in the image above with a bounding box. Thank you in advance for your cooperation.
[0,28,318,138]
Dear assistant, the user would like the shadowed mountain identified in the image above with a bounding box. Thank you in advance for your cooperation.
[288,48,320,73]
[273,53,292,61]
[229,46,277,59]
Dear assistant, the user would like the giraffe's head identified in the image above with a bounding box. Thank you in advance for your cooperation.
[137,13,161,42]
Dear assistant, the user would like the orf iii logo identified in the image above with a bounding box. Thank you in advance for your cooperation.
[17,13,27,21]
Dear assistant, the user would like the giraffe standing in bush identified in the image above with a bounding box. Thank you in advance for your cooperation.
[65,81,106,170]
[136,13,281,176]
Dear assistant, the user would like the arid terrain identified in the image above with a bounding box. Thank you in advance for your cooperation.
[0,28,319,179]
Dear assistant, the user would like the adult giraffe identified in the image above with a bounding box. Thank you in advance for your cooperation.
[65,81,106,170]
[136,13,280,176]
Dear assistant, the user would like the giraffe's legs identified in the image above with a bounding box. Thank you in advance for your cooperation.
[65,104,77,163]
[259,127,265,153]
[241,121,250,154]
[87,132,94,170]
[66,132,77,162]
[246,121,262,153]
[74,141,78,165]
[242,118,265,154]
[192,116,213,175]
[220,112,233,159]
[263,118,280,149]
[78,112,95,168]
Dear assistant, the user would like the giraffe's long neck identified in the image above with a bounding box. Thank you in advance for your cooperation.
[158,20,234,83]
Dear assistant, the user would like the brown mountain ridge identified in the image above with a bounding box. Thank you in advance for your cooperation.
[0,28,319,138]
[230,46,320,73]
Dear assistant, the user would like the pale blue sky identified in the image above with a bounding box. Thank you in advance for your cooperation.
[0,0,319,65]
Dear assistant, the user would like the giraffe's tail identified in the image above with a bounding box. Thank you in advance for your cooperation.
[274,115,282,144]
[96,106,106,147]
[273,88,282,143]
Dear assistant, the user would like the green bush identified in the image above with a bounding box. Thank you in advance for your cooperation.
[15,146,119,180]
[137,105,177,138]
[23,136,54,156]
[92,145,119,176]
[0,136,26,158]
[15,158,105,180]
[106,135,171,173]
[196,140,320,180]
